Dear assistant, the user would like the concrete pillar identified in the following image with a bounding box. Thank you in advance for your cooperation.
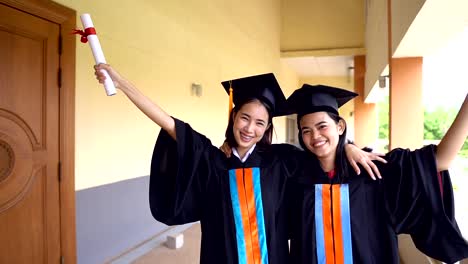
[389,57,424,150]
[353,55,377,148]
[389,56,430,263]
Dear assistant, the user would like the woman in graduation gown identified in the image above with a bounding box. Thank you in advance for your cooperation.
[93,64,382,264]
[149,72,300,264]
[286,84,468,264]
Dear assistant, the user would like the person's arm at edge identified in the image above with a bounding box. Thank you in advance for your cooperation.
[94,63,176,140]
[436,94,468,171]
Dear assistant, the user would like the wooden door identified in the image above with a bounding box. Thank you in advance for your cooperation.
[0,3,61,263]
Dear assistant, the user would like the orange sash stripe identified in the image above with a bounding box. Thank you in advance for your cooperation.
[244,168,262,264]
[322,185,335,264]
[332,185,344,264]
[235,169,255,264]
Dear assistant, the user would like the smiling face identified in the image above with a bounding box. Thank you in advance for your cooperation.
[231,100,271,157]
[299,111,345,165]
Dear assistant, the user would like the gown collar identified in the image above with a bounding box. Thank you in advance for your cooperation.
[232,144,256,163]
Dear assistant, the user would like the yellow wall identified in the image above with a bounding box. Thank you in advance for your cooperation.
[281,0,365,52]
[276,61,300,142]
[53,0,299,190]
[298,77,355,140]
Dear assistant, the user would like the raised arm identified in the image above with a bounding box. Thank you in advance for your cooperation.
[436,94,468,171]
[94,64,176,139]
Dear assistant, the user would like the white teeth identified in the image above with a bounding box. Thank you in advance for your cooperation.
[240,133,253,141]
[313,141,326,147]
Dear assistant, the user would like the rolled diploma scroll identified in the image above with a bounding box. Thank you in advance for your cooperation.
[80,13,116,96]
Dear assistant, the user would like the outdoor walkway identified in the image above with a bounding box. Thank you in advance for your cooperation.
[133,224,201,264]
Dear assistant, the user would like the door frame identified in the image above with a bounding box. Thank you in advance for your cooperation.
[0,0,76,262]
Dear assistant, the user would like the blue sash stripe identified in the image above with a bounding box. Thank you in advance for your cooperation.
[229,169,247,264]
[252,167,269,264]
[340,184,353,264]
[315,184,326,264]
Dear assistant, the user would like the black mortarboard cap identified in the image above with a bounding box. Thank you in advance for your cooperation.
[287,84,358,116]
[221,73,290,117]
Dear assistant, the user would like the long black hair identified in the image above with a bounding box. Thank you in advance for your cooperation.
[225,98,274,149]
[297,112,349,180]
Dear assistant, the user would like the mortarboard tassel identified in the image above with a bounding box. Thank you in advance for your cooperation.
[228,81,233,119]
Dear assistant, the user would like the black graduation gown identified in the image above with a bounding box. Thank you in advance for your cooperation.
[149,118,299,264]
[289,145,468,264]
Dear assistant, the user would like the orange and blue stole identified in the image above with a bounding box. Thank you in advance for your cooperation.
[315,184,353,264]
[229,167,268,264]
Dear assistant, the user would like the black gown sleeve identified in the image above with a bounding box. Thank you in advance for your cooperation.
[383,144,468,263]
[148,118,224,225]
[286,175,305,264]
[275,143,304,180]
[284,148,314,263]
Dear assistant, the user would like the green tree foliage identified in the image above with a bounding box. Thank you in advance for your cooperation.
[377,96,389,139]
[424,107,457,140]
[460,140,468,157]
[377,98,467,157]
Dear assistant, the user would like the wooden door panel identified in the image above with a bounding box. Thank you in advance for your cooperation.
[0,3,61,263]
[0,5,58,149]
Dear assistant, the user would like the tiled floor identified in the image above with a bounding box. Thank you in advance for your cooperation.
[133,223,201,264]
[130,222,468,264]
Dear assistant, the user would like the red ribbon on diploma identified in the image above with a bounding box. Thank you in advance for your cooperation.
[72,27,97,43]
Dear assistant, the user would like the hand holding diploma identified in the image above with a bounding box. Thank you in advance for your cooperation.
[75,13,116,96]
[94,64,128,91]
